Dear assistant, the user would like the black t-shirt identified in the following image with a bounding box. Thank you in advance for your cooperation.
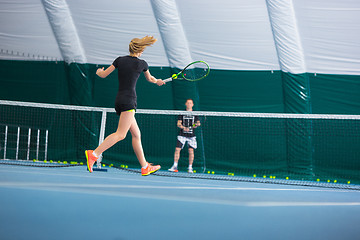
[178,114,200,138]
[112,56,148,105]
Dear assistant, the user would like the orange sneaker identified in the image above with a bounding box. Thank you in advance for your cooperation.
[85,150,98,173]
[141,163,161,176]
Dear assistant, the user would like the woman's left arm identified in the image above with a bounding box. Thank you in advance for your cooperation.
[96,65,115,78]
[144,70,165,86]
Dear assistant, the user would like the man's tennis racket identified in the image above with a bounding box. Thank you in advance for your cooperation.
[163,61,210,83]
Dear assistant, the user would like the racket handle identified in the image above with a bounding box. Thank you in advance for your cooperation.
[163,77,173,83]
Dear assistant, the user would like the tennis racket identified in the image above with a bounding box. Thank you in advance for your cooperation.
[163,61,210,83]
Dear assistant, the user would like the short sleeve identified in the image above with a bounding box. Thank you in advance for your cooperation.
[142,60,149,72]
[112,57,120,68]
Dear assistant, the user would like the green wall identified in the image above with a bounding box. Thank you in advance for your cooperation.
[3,60,359,114]
[1,60,360,184]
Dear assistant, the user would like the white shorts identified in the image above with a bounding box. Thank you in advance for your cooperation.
[177,136,197,149]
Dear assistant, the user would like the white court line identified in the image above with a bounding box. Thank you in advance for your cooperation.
[0,181,359,207]
[0,167,181,184]
[246,202,360,207]
[0,181,359,193]
[0,168,222,188]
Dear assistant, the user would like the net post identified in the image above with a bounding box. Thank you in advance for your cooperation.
[27,128,31,160]
[16,127,20,160]
[96,110,107,168]
[3,126,8,160]
[44,130,48,161]
[198,125,206,173]
[36,129,40,160]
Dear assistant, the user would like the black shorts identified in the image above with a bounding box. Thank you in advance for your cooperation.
[115,103,137,115]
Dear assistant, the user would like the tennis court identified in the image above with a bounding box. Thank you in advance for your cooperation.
[1,164,359,240]
[1,1,360,240]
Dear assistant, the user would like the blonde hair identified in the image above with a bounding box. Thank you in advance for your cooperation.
[129,36,157,54]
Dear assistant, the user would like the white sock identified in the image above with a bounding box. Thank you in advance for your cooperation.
[142,163,148,169]
[173,162,178,168]
[189,164,192,169]
[92,151,98,158]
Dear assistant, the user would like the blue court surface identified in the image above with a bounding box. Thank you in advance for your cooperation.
[1,164,360,240]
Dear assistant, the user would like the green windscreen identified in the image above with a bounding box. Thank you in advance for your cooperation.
[1,60,360,187]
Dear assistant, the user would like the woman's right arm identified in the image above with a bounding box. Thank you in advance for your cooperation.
[143,70,165,86]
[96,65,115,78]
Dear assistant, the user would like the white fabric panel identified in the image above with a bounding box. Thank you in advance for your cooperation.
[42,0,86,63]
[66,0,168,66]
[0,0,62,61]
[175,0,280,71]
[266,0,306,74]
[293,0,360,75]
[1,0,359,75]
[150,0,193,68]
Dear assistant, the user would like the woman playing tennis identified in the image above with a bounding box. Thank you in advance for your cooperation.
[85,36,165,176]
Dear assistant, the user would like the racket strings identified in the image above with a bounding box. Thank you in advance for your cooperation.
[183,62,209,81]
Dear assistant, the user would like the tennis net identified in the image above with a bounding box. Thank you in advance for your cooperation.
[1,100,360,187]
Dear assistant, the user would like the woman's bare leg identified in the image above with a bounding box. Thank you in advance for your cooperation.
[93,111,135,156]
[129,119,147,168]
